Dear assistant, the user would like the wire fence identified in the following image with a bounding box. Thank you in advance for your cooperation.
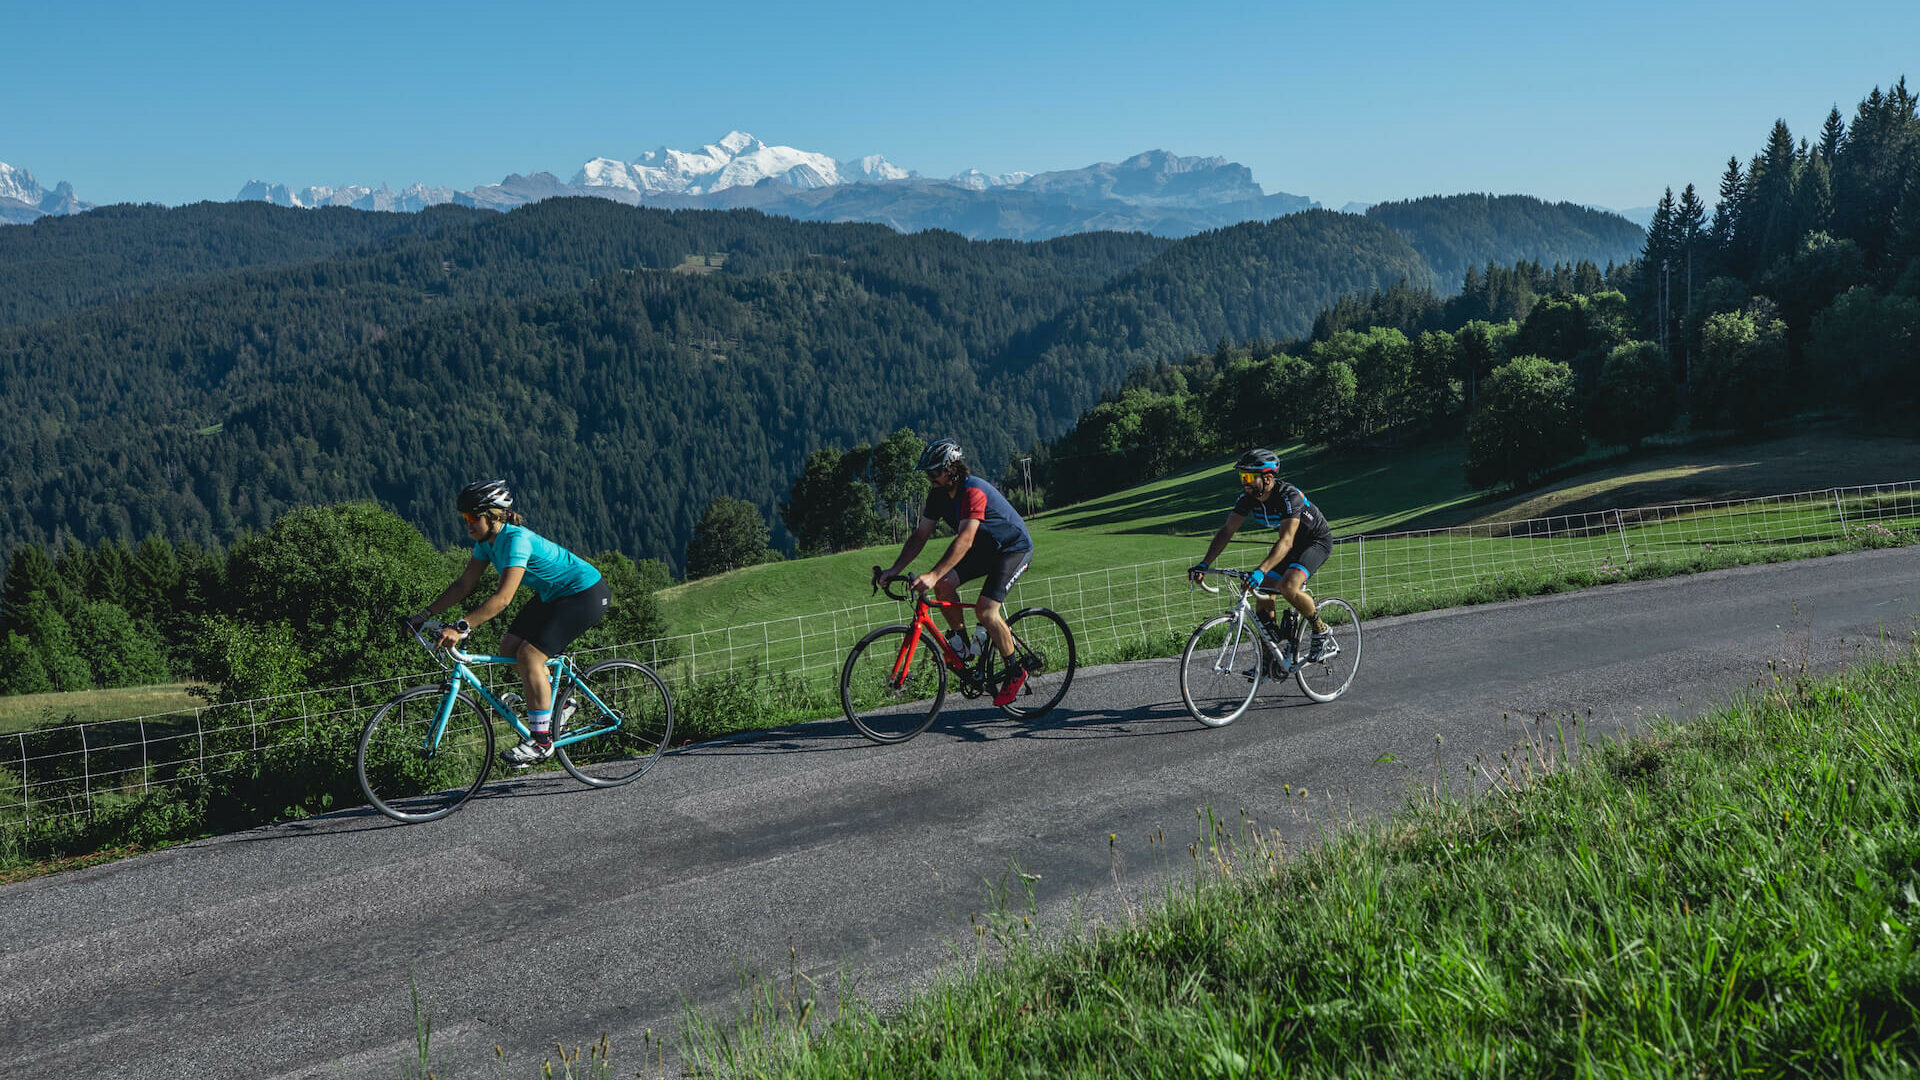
[6,480,1918,829]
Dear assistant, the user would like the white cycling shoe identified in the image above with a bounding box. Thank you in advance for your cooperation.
[501,738,555,767]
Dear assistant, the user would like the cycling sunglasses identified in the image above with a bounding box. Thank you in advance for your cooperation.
[1237,470,1272,485]
[460,510,484,525]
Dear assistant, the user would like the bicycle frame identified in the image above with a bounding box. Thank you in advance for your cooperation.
[887,590,992,687]
[409,623,619,752]
[1191,570,1301,673]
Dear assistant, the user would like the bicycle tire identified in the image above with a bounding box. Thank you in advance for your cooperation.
[1179,613,1263,727]
[841,625,948,744]
[996,607,1076,719]
[554,658,675,788]
[1295,598,1362,703]
[357,684,495,823]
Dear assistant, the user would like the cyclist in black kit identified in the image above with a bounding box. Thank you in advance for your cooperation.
[1187,448,1339,663]
[873,438,1036,706]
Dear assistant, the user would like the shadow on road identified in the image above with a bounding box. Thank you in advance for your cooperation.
[219,772,605,840]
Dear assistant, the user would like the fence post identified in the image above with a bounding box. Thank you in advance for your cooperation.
[1833,487,1848,538]
[196,708,206,768]
[141,720,150,792]
[1357,537,1366,610]
[81,724,91,807]
[1614,509,1631,566]
[17,732,28,825]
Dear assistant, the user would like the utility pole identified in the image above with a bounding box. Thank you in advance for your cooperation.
[1660,258,1671,359]
[1684,245,1693,385]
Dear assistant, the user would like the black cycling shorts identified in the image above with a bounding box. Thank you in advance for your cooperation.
[505,579,611,656]
[1281,532,1333,580]
[946,545,1033,604]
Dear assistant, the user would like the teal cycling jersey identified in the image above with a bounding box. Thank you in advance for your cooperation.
[472,523,603,602]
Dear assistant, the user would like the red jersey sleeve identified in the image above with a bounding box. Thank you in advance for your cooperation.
[959,486,989,521]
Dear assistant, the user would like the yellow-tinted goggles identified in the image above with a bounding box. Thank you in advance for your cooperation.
[1237,471,1267,485]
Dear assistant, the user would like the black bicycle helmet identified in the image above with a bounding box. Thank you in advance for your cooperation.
[457,479,514,514]
[915,438,964,472]
[1235,448,1281,473]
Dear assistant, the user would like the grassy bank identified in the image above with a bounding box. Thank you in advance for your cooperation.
[0,683,203,736]
[682,642,1920,1078]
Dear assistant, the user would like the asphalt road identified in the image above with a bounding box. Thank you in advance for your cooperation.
[3,547,1916,1078]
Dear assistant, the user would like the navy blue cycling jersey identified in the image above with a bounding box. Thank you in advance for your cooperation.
[1233,482,1332,540]
[925,476,1033,553]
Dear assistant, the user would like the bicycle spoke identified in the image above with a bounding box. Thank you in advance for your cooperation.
[841,625,947,743]
[999,608,1076,719]
[357,685,494,823]
[1180,613,1261,726]
[555,659,674,787]
[1295,598,1362,703]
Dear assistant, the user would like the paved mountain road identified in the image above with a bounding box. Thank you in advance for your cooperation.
[2,547,1915,1078]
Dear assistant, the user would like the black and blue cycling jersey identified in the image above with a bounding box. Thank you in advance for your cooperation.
[1232,482,1332,540]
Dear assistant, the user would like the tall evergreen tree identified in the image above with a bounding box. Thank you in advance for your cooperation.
[1753,120,1802,268]
[1820,106,1848,162]
[1710,156,1746,275]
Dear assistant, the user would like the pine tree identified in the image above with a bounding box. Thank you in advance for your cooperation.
[1820,106,1847,162]
[1710,157,1746,274]
[1754,120,1802,268]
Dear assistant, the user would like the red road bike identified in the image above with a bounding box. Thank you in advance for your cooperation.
[838,577,1076,743]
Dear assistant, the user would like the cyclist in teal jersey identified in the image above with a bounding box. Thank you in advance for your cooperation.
[408,480,611,765]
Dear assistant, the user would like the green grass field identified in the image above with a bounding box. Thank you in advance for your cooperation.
[675,643,1920,1079]
[639,432,1920,717]
[0,683,204,736]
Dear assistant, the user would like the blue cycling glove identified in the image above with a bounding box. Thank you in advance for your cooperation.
[1247,568,1266,590]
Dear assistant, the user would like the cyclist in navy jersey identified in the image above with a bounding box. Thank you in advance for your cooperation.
[874,438,1036,707]
[408,480,611,765]
[1187,448,1339,663]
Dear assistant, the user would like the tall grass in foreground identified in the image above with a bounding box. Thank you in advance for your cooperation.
[683,643,1920,1078]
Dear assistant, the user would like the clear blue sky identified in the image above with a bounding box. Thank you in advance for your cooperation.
[6,0,1915,213]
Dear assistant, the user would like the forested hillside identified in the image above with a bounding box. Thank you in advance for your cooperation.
[1,193,1641,570]
[1365,195,1646,288]
[1020,80,1920,508]
[0,201,467,327]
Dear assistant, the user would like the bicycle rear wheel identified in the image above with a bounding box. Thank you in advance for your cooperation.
[1179,613,1262,727]
[996,607,1076,719]
[841,625,948,743]
[555,659,675,788]
[357,684,495,823]
[1295,598,1362,703]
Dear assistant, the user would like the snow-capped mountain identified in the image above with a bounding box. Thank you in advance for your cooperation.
[948,168,1034,191]
[0,162,94,224]
[233,179,458,212]
[218,133,1319,240]
[573,131,908,196]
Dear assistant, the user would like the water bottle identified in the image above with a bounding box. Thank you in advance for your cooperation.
[971,626,989,658]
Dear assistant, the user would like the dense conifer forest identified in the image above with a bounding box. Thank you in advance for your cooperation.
[3,79,1916,710]
[0,192,1635,572]
[1015,81,1920,507]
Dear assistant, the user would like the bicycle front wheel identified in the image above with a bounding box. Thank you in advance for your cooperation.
[1295,598,1362,703]
[841,625,948,744]
[997,607,1076,719]
[357,684,495,823]
[555,659,675,788]
[1179,613,1262,727]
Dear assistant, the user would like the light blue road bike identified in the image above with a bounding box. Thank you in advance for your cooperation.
[355,619,674,823]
